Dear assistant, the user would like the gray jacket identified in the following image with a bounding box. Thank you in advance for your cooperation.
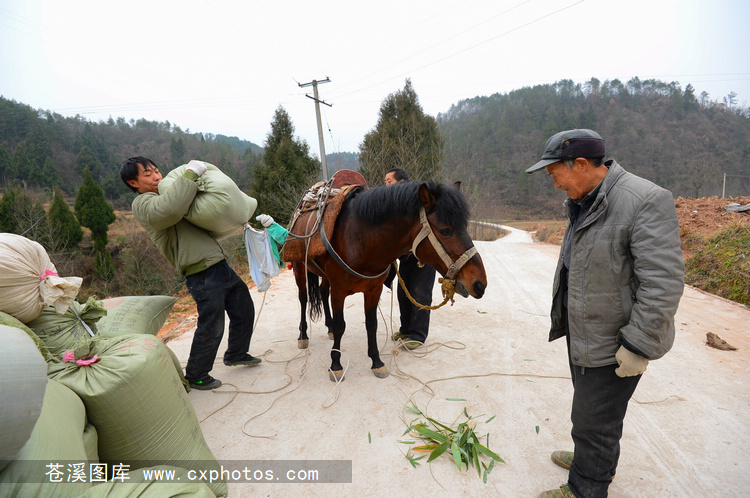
[549,160,685,367]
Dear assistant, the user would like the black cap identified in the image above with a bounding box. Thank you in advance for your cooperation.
[526,129,605,173]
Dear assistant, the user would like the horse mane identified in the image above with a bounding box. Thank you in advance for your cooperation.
[348,181,470,228]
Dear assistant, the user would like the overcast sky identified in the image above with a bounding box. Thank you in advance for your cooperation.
[2,0,749,158]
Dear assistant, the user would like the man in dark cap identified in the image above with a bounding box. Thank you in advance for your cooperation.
[528,130,685,498]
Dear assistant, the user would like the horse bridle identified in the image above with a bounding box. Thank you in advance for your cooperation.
[410,206,477,282]
[321,204,477,283]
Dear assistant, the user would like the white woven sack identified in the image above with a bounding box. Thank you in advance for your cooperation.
[158,160,258,240]
[0,233,82,323]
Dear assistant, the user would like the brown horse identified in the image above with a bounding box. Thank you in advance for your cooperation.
[292,180,486,381]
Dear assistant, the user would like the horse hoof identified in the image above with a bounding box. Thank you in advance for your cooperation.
[328,332,334,340]
[372,366,389,379]
[297,339,309,349]
[328,369,345,382]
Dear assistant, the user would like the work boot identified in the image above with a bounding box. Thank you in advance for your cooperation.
[538,483,577,498]
[392,331,409,342]
[401,340,424,351]
[551,450,573,470]
[550,450,615,479]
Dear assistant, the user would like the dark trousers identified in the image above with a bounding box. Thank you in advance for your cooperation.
[396,255,436,343]
[184,260,255,382]
[566,336,641,498]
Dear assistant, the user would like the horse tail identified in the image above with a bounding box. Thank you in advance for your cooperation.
[307,272,323,322]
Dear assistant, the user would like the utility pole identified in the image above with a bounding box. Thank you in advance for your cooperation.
[299,77,332,181]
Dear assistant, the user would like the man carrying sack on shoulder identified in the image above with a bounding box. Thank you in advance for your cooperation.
[121,157,261,390]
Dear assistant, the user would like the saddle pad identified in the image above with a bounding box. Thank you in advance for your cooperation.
[282,185,360,262]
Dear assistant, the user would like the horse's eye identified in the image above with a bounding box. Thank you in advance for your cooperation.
[439,228,453,237]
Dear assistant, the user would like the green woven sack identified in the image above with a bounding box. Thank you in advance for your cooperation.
[47,334,227,497]
[25,297,106,357]
[96,295,188,390]
[0,378,94,498]
[97,295,177,337]
[159,160,258,240]
[0,324,48,474]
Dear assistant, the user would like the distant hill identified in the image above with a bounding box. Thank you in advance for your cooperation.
[2,77,748,219]
[437,78,750,218]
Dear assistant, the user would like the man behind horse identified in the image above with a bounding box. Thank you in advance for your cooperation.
[383,168,437,350]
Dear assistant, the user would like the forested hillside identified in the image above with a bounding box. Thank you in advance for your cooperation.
[438,78,750,218]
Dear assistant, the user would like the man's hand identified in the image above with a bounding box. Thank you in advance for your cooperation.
[186,161,207,176]
[256,214,274,227]
[614,345,648,377]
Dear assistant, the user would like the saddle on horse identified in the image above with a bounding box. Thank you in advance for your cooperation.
[282,170,367,262]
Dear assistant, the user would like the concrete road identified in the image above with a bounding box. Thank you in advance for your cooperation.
[167,230,750,497]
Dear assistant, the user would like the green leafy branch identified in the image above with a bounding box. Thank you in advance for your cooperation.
[399,402,504,483]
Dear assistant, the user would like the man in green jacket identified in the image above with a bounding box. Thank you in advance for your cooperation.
[526,130,685,498]
[121,157,261,390]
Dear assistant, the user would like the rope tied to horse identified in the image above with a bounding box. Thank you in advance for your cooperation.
[393,260,456,310]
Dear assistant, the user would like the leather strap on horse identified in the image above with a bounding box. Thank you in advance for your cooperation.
[320,212,391,280]
[410,206,478,281]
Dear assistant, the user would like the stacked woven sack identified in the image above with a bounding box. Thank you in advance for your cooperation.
[0,233,225,497]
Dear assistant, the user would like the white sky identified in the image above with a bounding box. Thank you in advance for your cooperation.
[1,0,749,157]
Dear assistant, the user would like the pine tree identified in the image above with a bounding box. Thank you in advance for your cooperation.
[75,145,103,178]
[49,187,83,249]
[250,106,320,224]
[0,144,11,185]
[359,79,444,185]
[10,142,32,184]
[75,169,116,279]
[42,157,62,188]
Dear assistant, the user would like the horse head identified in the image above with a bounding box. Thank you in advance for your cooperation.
[413,182,487,299]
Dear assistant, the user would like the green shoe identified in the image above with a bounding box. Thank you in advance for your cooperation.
[551,450,573,470]
[401,340,424,351]
[392,331,409,342]
[538,483,576,498]
[550,450,615,479]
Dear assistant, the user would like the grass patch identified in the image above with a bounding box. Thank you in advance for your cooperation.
[685,222,750,306]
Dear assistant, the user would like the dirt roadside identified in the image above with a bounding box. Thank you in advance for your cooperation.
[164,226,749,497]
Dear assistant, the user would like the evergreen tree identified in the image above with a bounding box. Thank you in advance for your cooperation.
[358,79,444,185]
[49,187,83,249]
[75,145,103,178]
[10,142,31,184]
[42,156,62,188]
[250,106,320,224]
[75,169,116,279]
[0,144,11,185]
[0,186,19,232]
[25,124,54,170]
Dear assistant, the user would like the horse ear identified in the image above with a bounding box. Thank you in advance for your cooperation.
[418,183,436,212]
[453,181,461,191]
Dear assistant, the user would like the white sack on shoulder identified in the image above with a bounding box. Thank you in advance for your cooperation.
[0,233,82,323]
[159,160,258,240]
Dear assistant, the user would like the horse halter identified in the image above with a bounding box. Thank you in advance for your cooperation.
[411,206,477,282]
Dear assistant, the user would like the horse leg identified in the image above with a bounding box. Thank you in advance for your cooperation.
[328,290,347,382]
[321,278,334,340]
[293,263,310,349]
[364,289,388,378]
